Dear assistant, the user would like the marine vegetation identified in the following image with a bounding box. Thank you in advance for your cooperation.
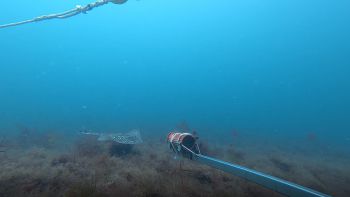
[0,131,349,197]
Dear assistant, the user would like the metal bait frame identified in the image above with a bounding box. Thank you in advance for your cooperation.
[167,132,331,197]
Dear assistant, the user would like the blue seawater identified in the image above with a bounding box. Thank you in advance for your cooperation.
[0,1,349,195]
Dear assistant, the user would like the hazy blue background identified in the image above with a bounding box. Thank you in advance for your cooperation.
[0,0,349,152]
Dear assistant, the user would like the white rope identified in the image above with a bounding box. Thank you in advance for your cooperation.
[0,0,113,29]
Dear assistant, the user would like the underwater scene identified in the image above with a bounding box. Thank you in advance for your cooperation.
[0,0,349,196]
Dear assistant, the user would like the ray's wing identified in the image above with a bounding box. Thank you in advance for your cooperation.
[80,131,101,137]
[111,129,143,144]
[97,134,112,141]
[80,129,143,144]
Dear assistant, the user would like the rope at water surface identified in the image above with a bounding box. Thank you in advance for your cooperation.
[0,0,127,29]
